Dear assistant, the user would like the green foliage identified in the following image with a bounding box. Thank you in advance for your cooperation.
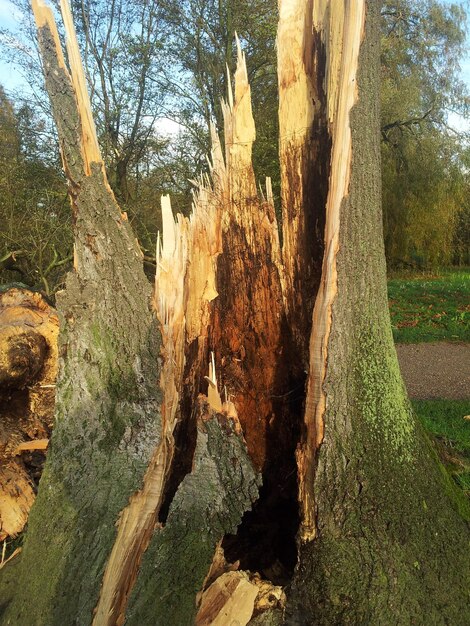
[381,0,469,270]
[0,87,72,295]
[413,399,470,497]
[388,269,470,342]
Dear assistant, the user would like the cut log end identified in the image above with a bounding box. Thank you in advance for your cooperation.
[0,329,47,389]
[0,463,36,541]
[0,288,58,539]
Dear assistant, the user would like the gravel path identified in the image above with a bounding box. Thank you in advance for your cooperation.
[396,342,470,400]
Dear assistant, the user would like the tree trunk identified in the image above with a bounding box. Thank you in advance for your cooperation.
[1,1,469,625]
[285,2,470,623]
[0,2,260,625]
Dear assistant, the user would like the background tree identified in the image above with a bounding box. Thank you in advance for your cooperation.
[0,86,72,295]
[381,0,469,268]
[0,0,469,293]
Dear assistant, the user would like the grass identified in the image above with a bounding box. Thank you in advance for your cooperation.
[413,400,470,496]
[388,269,469,343]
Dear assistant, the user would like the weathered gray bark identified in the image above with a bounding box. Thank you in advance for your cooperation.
[284,2,470,624]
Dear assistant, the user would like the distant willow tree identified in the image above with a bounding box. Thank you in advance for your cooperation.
[1,2,469,625]
[381,0,469,268]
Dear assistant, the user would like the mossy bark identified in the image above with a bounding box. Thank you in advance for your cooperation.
[285,3,470,624]
[125,400,261,626]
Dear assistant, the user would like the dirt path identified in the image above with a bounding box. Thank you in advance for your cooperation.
[396,342,470,400]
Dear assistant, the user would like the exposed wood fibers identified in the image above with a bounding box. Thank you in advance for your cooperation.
[196,567,286,626]
[94,155,225,624]
[297,0,366,542]
[277,0,329,362]
[29,0,368,620]
[211,39,286,470]
[13,439,49,454]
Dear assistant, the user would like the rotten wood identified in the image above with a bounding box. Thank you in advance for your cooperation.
[210,38,287,471]
[4,3,468,625]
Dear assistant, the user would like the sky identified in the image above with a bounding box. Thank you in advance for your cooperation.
[0,0,469,133]
[0,0,26,91]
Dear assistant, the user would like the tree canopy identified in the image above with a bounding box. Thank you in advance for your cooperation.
[0,0,469,294]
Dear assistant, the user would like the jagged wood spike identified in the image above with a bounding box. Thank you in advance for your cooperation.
[59,0,102,172]
[278,0,331,366]
[297,0,365,543]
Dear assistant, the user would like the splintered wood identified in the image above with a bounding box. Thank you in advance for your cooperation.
[296,0,366,541]
[278,0,329,363]
[26,0,368,621]
[195,538,286,626]
[196,569,286,626]
[95,42,287,618]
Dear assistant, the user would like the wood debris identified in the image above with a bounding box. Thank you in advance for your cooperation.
[196,568,286,626]
[0,288,58,540]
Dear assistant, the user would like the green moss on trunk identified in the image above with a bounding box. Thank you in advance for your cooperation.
[126,405,261,626]
[286,2,470,623]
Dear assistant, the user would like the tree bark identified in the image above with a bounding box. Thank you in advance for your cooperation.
[285,2,470,623]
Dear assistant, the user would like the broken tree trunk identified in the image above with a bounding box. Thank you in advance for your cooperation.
[2,1,470,625]
[281,2,470,624]
[0,1,260,624]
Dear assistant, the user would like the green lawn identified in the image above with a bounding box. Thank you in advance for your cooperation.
[388,269,470,343]
[413,400,470,497]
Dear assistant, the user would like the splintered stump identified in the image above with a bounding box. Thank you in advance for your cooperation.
[2,1,470,625]
[0,288,58,540]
